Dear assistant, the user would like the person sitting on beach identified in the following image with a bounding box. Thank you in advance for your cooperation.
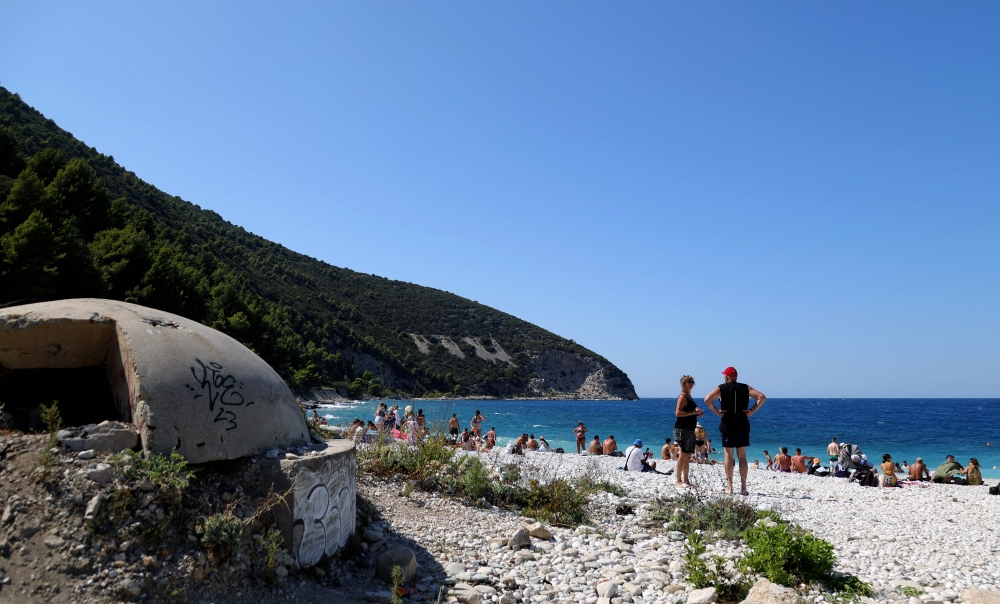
[480,438,494,452]
[538,436,550,452]
[575,421,588,454]
[851,454,878,486]
[752,460,760,469]
[775,448,792,472]
[448,414,460,443]
[603,435,618,456]
[525,434,539,451]
[662,438,672,460]
[963,458,983,486]
[459,428,472,448]
[624,439,656,472]
[909,457,931,481]
[515,433,529,449]
[933,455,964,483]
[589,435,602,455]
[763,450,774,471]
[881,454,899,487]
[791,448,808,473]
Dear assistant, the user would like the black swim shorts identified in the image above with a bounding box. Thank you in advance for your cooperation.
[449,428,459,435]
[673,428,696,454]
[720,432,750,449]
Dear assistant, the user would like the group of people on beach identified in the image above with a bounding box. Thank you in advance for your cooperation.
[754,437,985,488]
[342,365,990,494]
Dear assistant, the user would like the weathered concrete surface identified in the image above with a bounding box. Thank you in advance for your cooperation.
[0,299,309,463]
[259,439,356,568]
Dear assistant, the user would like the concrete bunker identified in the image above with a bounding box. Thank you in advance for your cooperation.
[0,299,310,463]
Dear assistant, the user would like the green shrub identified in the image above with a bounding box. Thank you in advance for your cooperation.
[110,449,195,500]
[594,481,627,497]
[740,522,834,586]
[683,533,751,602]
[198,512,246,560]
[522,478,590,527]
[652,492,759,540]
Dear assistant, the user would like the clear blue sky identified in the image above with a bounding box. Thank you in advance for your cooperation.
[2,3,998,398]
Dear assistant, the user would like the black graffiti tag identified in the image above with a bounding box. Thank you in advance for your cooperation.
[188,359,254,431]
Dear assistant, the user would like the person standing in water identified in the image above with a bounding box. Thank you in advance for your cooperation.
[674,375,704,489]
[827,437,840,473]
[704,367,766,496]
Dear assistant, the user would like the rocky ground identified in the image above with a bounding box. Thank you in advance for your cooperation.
[3,432,1000,604]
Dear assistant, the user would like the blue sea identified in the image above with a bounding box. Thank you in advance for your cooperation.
[315,398,1000,479]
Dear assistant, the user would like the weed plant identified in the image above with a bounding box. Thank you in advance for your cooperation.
[198,510,246,560]
[650,492,758,540]
[35,401,63,479]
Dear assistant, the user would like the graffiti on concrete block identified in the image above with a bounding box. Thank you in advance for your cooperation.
[187,359,254,431]
[292,462,356,568]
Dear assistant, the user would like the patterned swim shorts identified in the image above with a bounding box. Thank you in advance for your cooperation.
[673,428,696,454]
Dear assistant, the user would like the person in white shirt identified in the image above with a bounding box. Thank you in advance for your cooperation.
[624,439,656,472]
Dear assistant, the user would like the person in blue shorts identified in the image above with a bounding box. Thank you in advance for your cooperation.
[704,367,767,496]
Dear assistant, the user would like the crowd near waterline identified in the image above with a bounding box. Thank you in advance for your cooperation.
[328,367,998,491]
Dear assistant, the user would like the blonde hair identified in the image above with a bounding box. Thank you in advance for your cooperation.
[680,375,695,386]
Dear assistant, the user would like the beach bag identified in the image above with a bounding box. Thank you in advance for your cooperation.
[989,483,1000,495]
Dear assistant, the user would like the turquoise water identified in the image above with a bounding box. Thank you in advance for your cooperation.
[317,398,1000,479]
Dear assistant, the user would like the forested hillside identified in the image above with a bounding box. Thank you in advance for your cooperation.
[0,86,637,399]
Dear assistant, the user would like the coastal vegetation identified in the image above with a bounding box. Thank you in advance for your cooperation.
[0,85,634,398]
[357,434,595,526]
[650,492,872,602]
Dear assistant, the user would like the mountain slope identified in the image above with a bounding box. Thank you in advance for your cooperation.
[0,86,637,400]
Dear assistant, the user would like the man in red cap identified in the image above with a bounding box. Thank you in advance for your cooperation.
[704,367,766,496]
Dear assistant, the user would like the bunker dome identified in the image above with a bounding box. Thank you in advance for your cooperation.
[0,299,309,463]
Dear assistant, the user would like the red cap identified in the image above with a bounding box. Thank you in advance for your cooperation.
[722,367,738,377]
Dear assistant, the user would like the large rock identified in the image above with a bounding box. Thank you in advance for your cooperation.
[524,521,552,540]
[259,440,356,568]
[375,546,417,584]
[0,299,309,463]
[740,579,801,604]
[961,589,1000,604]
[688,587,719,604]
[58,420,138,453]
[508,527,531,549]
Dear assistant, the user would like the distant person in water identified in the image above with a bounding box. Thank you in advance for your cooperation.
[589,435,602,455]
[674,374,703,488]
[575,422,588,454]
[827,437,839,473]
[791,448,808,473]
[704,367,767,495]
[909,457,930,481]
[603,435,618,455]
[471,410,486,437]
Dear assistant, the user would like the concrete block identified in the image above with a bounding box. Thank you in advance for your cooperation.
[260,439,356,568]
